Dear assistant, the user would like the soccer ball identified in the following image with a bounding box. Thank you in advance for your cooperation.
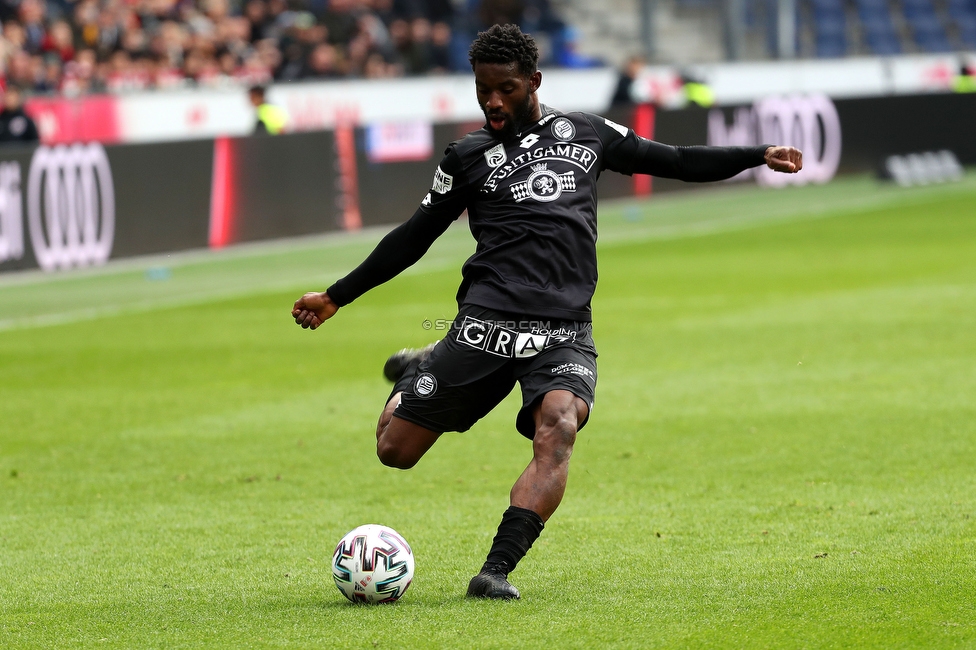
[331,524,414,604]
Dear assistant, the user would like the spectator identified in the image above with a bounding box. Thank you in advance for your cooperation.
[480,0,524,28]
[611,55,643,106]
[18,0,46,54]
[0,85,40,144]
[402,17,432,74]
[429,19,451,71]
[41,19,73,61]
[243,0,269,43]
[302,41,342,78]
[248,84,287,134]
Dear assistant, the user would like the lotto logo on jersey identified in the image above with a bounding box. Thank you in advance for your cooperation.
[431,166,453,194]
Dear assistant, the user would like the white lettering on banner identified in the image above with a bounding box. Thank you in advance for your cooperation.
[707,94,842,187]
[27,143,115,271]
[884,150,963,186]
[365,121,433,163]
[0,162,24,263]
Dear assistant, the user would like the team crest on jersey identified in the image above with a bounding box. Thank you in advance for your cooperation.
[484,143,507,168]
[510,163,577,203]
[551,118,576,141]
[431,166,453,194]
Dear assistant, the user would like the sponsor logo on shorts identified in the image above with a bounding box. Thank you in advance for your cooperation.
[455,316,578,358]
[550,362,594,378]
[414,373,437,398]
[551,118,576,141]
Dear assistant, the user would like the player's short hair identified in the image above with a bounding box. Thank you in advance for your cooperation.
[468,24,539,77]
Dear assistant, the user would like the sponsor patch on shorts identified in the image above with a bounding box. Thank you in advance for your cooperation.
[550,362,594,378]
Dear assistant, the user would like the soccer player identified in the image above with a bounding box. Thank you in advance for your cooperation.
[293,25,802,600]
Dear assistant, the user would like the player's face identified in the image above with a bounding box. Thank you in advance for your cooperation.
[474,62,541,140]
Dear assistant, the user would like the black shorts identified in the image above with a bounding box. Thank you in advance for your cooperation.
[391,304,598,439]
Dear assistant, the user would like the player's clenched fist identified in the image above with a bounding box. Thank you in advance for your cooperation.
[292,291,338,330]
[764,146,803,173]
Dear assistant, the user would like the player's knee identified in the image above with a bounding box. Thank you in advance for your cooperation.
[534,412,577,463]
[376,439,418,470]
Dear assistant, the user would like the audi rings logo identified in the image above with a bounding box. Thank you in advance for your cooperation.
[707,94,842,187]
[27,143,115,271]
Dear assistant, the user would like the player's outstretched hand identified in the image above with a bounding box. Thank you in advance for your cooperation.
[764,146,803,174]
[292,291,338,330]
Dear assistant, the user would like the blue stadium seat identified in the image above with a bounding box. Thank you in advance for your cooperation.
[901,0,937,18]
[815,14,848,55]
[856,0,904,54]
[906,11,954,50]
[809,0,847,56]
[947,0,976,46]
[947,0,974,17]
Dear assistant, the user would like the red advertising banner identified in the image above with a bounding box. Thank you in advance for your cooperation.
[24,95,122,145]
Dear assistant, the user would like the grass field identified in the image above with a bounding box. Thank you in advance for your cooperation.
[2,174,975,648]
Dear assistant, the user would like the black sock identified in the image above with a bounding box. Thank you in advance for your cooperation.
[481,506,545,577]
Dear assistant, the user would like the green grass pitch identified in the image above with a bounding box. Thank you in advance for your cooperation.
[2,174,975,648]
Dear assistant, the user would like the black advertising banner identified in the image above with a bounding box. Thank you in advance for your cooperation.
[0,140,212,274]
[109,139,214,257]
[2,91,973,275]
[230,130,340,242]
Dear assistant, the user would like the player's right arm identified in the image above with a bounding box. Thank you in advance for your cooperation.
[292,148,469,330]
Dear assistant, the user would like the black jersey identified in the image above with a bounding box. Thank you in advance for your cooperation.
[327,106,768,321]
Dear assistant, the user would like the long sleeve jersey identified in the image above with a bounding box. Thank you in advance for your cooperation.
[327,106,769,321]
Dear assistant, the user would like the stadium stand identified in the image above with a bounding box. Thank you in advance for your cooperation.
[901,0,952,51]
[946,0,976,46]
[0,0,972,97]
[0,0,574,95]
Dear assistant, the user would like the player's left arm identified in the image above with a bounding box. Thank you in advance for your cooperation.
[584,113,802,181]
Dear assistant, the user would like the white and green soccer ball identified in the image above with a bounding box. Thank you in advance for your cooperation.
[331,524,414,604]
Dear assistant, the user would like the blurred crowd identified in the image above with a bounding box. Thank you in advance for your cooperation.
[0,0,571,96]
